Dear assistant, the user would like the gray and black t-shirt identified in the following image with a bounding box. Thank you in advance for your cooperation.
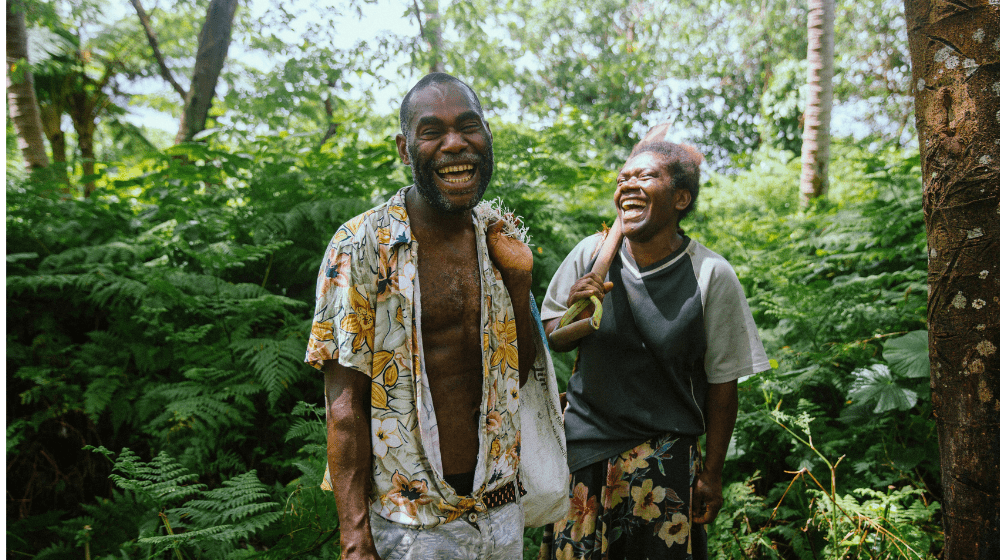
[541,234,770,472]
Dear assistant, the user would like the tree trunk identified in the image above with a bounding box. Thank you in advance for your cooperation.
[903,1,1000,558]
[6,0,50,170]
[175,0,238,144]
[799,0,834,204]
[413,0,445,73]
[74,118,97,197]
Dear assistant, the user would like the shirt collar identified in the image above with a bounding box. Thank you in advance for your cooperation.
[386,187,414,248]
[386,186,488,249]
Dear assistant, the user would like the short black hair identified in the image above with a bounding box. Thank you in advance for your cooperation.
[630,141,703,222]
[398,73,484,139]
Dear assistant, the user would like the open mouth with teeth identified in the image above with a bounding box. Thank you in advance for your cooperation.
[620,198,647,218]
[436,163,475,184]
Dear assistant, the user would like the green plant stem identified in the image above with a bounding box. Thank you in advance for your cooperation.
[261,251,274,289]
[158,512,185,560]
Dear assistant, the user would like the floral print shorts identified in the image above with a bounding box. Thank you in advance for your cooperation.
[551,434,707,560]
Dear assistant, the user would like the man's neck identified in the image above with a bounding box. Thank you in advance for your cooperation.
[625,226,684,268]
[405,186,474,241]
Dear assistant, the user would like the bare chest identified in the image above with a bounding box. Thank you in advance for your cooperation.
[416,242,482,334]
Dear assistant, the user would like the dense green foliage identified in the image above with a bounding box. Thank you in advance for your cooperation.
[8,125,937,558]
[7,0,935,557]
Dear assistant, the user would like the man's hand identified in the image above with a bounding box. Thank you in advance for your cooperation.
[564,272,614,322]
[485,219,533,287]
[692,470,724,524]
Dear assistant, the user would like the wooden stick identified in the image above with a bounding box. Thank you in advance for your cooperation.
[547,219,623,347]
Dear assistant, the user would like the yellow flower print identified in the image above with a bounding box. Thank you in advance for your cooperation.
[377,226,392,245]
[371,380,388,409]
[619,442,655,474]
[658,512,690,547]
[630,479,666,521]
[333,214,366,242]
[556,542,577,560]
[373,351,399,386]
[310,321,334,344]
[489,314,518,372]
[567,482,597,541]
[490,437,501,457]
[340,286,375,353]
[387,204,407,223]
[601,463,630,509]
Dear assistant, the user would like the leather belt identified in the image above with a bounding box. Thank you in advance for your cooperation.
[481,478,527,510]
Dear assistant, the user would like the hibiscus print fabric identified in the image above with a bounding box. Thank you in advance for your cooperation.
[551,434,707,560]
[306,187,533,528]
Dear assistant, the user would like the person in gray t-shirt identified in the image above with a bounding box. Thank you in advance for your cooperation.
[541,142,770,560]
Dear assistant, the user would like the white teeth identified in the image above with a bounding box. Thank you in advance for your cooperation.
[438,164,474,174]
[621,200,646,210]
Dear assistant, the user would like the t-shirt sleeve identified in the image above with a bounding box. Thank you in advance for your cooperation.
[304,228,376,377]
[540,235,599,323]
[701,258,770,384]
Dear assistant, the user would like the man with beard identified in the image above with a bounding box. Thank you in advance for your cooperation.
[541,142,770,559]
[305,73,547,560]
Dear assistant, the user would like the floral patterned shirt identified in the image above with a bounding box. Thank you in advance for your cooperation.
[305,187,530,528]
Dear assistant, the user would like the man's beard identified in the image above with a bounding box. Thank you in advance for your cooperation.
[409,144,494,214]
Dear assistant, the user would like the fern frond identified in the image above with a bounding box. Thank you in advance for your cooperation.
[108,449,205,508]
[232,337,310,408]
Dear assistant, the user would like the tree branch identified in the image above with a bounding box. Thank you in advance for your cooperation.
[130,0,187,99]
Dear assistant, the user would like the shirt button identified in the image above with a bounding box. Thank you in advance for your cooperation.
[468,513,478,523]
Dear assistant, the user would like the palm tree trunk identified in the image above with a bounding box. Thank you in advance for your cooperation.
[903,0,1000,558]
[175,0,238,143]
[6,0,50,170]
[799,0,834,204]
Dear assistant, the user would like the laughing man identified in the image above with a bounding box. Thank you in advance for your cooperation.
[306,73,548,560]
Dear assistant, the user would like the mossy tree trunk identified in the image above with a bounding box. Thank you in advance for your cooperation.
[904,1,1000,557]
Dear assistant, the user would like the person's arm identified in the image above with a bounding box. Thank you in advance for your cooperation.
[486,221,537,386]
[692,379,738,524]
[324,361,381,560]
[542,272,614,353]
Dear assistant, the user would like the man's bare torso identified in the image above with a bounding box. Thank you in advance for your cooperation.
[415,224,484,476]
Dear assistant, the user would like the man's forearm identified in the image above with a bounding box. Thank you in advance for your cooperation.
[702,380,738,477]
[324,362,379,560]
[505,277,537,386]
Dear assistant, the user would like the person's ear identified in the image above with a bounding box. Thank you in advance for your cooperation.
[674,189,692,212]
[395,134,410,165]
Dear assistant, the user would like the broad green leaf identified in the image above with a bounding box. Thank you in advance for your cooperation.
[848,364,919,414]
[884,330,930,378]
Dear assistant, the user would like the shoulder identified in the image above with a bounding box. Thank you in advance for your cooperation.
[686,238,739,284]
[329,196,406,251]
[573,232,605,260]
